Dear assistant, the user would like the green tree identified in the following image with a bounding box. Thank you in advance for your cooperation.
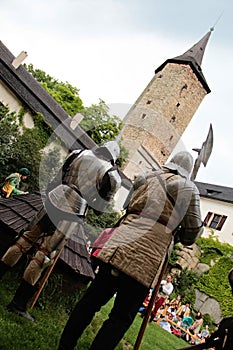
[25,64,128,165]
[1,65,128,194]
[0,103,61,192]
[80,99,128,166]
[80,99,121,143]
[26,64,84,116]
[84,208,122,243]
[171,269,199,306]
[0,104,39,191]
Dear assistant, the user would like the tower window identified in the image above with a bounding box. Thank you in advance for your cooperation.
[176,103,180,107]
[142,113,146,119]
[180,84,188,96]
[170,115,176,123]
[146,100,152,104]
[161,148,166,156]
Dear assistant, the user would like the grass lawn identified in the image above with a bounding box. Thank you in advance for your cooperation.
[0,270,189,350]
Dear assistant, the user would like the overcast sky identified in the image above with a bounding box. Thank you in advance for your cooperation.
[1,0,233,187]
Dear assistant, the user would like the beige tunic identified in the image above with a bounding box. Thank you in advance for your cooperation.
[98,170,202,288]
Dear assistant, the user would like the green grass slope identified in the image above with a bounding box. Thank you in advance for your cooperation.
[0,271,188,350]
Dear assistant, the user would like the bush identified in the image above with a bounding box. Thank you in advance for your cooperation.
[196,256,233,317]
[197,236,232,265]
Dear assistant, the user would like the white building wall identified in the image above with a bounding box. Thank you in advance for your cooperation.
[0,80,34,128]
[0,80,23,113]
[200,197,233,246]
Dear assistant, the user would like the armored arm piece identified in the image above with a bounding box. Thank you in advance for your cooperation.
[177,225,203,246]
[105,168,122,202]
[93,167,121,215]
[133,173,147,190]
[177,183,203,246]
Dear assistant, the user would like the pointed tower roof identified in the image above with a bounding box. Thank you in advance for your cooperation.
[173,30,212,67]
[155,30,213,93]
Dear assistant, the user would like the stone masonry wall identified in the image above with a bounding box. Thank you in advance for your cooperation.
[122,63,207,178]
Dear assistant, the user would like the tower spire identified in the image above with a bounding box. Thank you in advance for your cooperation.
[155,30,213,93]
[174,30,212,67]
[121,29,214,178]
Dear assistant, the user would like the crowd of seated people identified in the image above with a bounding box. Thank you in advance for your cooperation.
[139,292,213,346]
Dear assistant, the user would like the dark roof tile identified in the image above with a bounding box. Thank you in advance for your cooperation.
[195,181,233,204]
[0,192,94,280]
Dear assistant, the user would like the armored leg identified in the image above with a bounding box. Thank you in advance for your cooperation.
[23,228,66,286]
[0,260,10,279]
[1,224,42,267]
[7,279,37,322]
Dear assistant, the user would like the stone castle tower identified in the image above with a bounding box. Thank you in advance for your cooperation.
[121,30,212,179]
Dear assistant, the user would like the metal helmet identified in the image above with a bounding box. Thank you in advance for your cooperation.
[229,268,233,294]
[100,140,120,163]
[163,151,193,179]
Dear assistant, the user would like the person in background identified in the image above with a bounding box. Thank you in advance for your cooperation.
[149,274,174,322]
[159,311,174,333]
[58,151,203,350]
[160,275,174,295]
[138,288,153,314]
[0,168,30,198]
[200,324,210,339]
[177,301,191,318]
[169,294,182,313]
[186,311,203,343]
[0,141,121,322]
[178,270,233,350]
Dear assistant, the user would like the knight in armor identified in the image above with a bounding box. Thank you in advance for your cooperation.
[58,151,204,350]
[0,141,121,321]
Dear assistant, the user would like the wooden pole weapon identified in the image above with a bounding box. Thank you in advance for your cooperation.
[29,249,63,310]
[133,255,168,350]
[134,125,214,349]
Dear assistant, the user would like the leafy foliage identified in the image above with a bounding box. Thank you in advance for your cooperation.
[80,99,128,166]
[194,236,233,316]
[196,236,232,265]
[168,243,179,267]
[0,105,19,174]
[169,236,233,318]
[84,208,122,243]
[0,103,61,192]
[25,64,128,166]
[80,99,122,143]
[26,64,84,116]
[0,64,128,194]
[0,105,40,191]
[196,256,233,317]
[171,269,199,306]
[39,146,63,190]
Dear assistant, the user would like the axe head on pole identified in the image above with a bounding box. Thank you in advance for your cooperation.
[191,124,213,181]
[199,123,213,167]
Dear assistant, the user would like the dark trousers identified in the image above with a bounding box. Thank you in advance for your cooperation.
[58,262,148,350]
